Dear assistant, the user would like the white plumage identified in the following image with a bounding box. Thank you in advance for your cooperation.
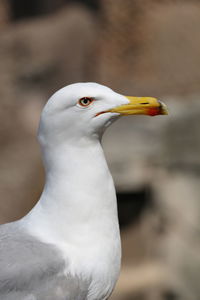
[0,82,167,300]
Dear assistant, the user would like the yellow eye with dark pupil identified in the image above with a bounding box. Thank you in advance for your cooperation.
[78,97,94,107]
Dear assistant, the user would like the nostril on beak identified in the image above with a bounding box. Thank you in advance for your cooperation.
[140,102,149,105]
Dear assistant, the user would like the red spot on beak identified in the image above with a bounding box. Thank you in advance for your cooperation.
[148,107,160,116]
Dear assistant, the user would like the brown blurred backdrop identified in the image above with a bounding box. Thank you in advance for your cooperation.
[0,0,200,299]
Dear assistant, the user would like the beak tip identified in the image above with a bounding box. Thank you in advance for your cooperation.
[158,101,169,115]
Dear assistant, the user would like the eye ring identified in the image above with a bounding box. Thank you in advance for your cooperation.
[78,97,94,107]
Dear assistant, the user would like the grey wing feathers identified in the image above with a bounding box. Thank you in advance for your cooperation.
[0,222,89,300]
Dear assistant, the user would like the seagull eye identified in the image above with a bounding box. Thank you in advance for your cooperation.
[78,97,94,107]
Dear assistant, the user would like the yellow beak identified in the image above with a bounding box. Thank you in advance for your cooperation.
[109,96,168,116]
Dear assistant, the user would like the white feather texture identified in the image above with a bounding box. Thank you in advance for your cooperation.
[20,82,129,299]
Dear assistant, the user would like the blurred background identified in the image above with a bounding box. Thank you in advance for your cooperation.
[0,0,200,299]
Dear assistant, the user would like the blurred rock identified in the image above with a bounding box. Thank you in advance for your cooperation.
[0,0,9,28]
[99,0,200,96]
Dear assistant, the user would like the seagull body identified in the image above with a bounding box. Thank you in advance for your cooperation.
[0,83,167,300]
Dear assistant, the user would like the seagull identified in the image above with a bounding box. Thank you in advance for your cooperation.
[0,82,167,300]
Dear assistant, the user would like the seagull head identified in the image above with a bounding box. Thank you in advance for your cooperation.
[38,82,168,146]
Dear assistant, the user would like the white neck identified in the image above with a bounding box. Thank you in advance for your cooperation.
[21,137,121,288]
